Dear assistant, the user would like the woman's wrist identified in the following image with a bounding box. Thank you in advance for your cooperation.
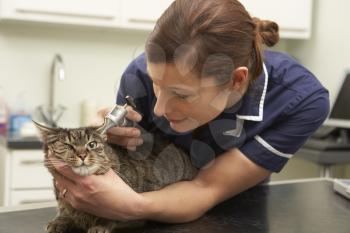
[137,192,160,220]
[120,192,155,221]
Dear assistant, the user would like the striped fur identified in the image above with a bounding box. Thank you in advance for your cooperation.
[36,124,197,233]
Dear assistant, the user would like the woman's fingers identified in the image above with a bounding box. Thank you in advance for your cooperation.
[125,106,142,122]
[88,105,144,149]
[107,126,141,137]
[107,134,144,147]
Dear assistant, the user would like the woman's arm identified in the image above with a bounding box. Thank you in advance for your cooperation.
[140,148,271,223]
[52,147,270,223]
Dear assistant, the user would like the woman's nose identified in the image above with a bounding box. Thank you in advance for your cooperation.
[153,91,171,117]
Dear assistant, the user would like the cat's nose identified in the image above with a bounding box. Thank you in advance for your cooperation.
[77,153,87,161]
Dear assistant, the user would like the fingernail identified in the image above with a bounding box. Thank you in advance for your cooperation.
[133,129,141,137]
[137,139,143,145]
[136,115,142,122]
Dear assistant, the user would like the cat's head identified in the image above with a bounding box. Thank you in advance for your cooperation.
[33,121,112,176]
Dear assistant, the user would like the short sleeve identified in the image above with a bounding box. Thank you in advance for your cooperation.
[239,90,330,172]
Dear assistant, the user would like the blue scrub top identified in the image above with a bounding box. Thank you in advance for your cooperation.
[116,51,330,172]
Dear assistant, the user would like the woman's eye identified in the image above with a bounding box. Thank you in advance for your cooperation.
[88,141,97,149]
[177,94,189,99]
[173,92,190,100]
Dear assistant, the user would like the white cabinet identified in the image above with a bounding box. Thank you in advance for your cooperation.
[240,0,313,39]
[120,0,174,30]
[0,0,121,27]
[0,149,55,206]
[0,0,313,39]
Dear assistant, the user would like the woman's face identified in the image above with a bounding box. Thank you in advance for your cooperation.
[147,63,244,133]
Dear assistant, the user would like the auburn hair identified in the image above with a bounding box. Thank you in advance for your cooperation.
[146,0,279,83]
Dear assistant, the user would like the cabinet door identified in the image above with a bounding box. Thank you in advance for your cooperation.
[240,0,313,39]
[10,150,53,189]
[121,0,174,30]
[10,189,55,206]
[0,0,121,27]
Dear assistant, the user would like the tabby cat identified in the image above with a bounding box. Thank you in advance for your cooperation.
[34,121,197,233]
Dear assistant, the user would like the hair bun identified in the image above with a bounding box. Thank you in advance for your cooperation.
[253,17,280,47]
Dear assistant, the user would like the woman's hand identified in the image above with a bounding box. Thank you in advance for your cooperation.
[52,158,147,221]
[91,106,144,151]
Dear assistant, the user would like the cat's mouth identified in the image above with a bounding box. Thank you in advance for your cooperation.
[71,164,99,176]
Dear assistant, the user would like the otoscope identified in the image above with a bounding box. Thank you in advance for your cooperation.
[98,96,137,134]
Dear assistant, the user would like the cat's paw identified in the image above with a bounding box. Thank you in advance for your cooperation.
[87,226,110,233]
[45,219,71,233]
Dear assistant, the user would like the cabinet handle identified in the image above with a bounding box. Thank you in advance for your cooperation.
[15,8,115,20]
[128,18,156,24]
[346,188,350,194]
[20,160,43,166]
[20,199,55,205]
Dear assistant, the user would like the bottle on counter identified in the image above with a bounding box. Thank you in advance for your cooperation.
[0,87,9,138]
[9,91,33,138]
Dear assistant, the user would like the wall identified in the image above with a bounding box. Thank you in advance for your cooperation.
[286,0,350,104]
[272,0,350,180]
[1,0,349,182]
[0,22,149,128]
[0,139,6,206]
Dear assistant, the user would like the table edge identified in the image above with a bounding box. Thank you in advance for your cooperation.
[268,177,333,186]
[0,178,334,213]
[0,201,57,213]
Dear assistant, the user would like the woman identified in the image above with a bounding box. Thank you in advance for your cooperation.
[54,0,329,223]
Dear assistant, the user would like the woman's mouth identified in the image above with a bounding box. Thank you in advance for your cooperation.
[168,118,186,124]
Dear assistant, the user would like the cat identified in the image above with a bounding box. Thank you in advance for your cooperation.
[34,121,197,233]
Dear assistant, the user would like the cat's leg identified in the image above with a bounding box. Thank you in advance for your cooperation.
[45,216,75,233]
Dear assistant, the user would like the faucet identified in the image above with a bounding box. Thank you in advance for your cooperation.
[48,54,66,126]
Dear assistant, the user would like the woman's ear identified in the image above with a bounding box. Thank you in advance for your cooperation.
[230,67,249,92]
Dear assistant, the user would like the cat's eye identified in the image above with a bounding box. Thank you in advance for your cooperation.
[64,143,74,151]
[87,141,98,149]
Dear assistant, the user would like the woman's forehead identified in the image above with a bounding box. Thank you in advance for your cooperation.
[147,63,218,89]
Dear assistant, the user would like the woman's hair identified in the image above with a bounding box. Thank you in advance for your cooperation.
[146,0,279,83]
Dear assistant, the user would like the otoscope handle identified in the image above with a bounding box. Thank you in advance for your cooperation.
[99,96,137,134]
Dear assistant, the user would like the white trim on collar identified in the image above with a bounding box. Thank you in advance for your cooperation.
[223,118,244,137]
[236,63,268,122]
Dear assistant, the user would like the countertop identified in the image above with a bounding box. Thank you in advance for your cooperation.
[6,134,42,150]
[0,178,349,233]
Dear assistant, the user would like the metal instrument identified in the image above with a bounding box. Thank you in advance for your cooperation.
[98,96,136,134]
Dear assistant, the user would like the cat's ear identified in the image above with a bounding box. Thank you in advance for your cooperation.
[94,122,108,142]
[100,133,107,142]
[96,121,107,135]
[32,120,58,142]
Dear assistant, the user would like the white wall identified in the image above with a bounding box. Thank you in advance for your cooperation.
[0,22,149,127]
[1,0,349,181]
[286,0,350,104]
[272,0,350,180]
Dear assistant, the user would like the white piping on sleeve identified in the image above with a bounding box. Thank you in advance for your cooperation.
[254,135,293,159]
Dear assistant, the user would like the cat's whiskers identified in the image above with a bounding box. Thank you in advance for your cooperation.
[43,160,71,170]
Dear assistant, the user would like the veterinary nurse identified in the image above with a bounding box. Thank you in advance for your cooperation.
[55,0,329,223]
